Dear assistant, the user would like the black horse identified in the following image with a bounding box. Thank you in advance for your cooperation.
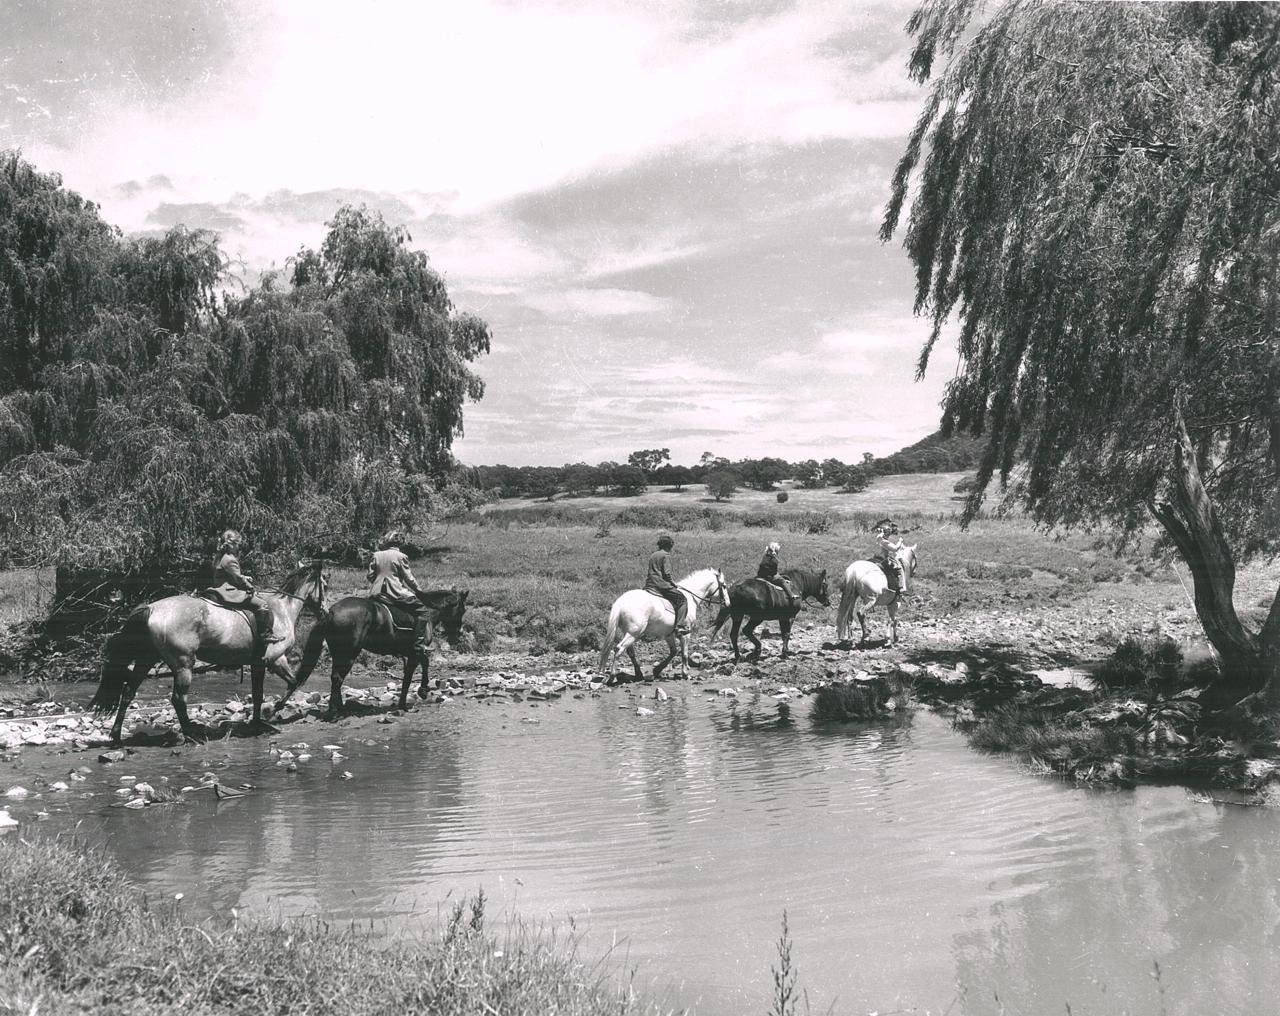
[709,568,830,661]
[275,590,468,720]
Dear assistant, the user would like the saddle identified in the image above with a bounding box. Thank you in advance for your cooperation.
[198,588,256,614]
[875,562,902,592]
[371,598,419,633]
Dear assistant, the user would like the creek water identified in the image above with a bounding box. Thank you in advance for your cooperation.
[37,683,1280,1015]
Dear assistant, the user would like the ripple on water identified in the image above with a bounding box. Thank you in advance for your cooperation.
[50,692,1280,1016]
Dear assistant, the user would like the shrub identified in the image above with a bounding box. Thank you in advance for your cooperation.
[1095,637,1185,693]
[706,469,739,501]
[811,677,911,721]
[776,491,789,503]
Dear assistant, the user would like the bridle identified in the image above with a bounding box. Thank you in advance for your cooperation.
[678,573,728,607]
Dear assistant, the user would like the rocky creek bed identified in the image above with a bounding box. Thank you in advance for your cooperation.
[4,604,1280,832]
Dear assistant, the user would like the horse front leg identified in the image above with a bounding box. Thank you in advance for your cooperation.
[780,616,793,659]
[418,651,433,700]
[399,655,419,710]
[888,600,899,646]
[653,636,677,679]
[729,614,744,661]
[326,656,355,722]
[171,665,203,743]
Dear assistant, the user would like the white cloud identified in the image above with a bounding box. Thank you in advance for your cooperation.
[523,288,674,318]
[26,0,922,216]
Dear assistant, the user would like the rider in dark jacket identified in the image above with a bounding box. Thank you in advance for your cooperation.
[212,529,281,660]
[643,533,689,635]
[756,541,801,609]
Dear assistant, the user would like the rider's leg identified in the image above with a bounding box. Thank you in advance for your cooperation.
[412,609,433,657]
[666,589,689,634]
[249,596,281,659]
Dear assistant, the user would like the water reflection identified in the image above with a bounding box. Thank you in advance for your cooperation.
[52,691,1280,1016]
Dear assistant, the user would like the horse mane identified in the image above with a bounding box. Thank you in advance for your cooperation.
[280,560,319,595]
[677,568,720,590]
[418,589,465,610]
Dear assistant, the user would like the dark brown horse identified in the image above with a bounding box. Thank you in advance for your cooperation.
[275,590,468,720]
[709,567,830,661]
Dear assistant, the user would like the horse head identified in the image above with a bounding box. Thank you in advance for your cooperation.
[436,590,469,646]
[283,559,328,611]
[813,569,831,607]
[713,568,731,608]
[897,545,918,593]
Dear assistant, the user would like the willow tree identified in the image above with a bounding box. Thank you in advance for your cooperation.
[0,155,491,570]
[884,2,1280,706]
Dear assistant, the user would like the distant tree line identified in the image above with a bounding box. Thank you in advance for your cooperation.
[467,431,981,502]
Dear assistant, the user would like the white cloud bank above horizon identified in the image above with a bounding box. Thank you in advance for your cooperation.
[4,0,950,466]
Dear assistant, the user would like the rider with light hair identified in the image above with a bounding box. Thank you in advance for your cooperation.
[367,531,432,657]
[644,533,689,636]
[873,519,907,594]
[756,541,801,609]
[211,530,281,660]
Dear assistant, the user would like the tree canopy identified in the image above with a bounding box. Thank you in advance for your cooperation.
[0,154,491,569]
[885,1,1280,699]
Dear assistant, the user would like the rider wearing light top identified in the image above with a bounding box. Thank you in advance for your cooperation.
[211,529,281,660]
[873,519,907,594]
[644,533,689,635]
[366,531,433,657]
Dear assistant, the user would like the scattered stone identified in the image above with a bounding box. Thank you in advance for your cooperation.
[5,787,30,800]
[98,750,128,764]
[636,707,655,717]
[339,771,354,780]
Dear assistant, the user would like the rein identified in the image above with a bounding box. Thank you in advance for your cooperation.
[677,581,724,607]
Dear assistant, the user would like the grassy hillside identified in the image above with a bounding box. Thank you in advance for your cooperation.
[488,471,971,518]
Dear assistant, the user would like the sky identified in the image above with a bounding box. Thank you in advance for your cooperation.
[1,0,958,467]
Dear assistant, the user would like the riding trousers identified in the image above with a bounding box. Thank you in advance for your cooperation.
[646,585,688,627]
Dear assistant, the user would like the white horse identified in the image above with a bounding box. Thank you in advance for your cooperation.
[599,568,729,682]
[836,543,918,646]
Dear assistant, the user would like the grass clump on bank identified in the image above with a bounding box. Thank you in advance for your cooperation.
[962,703,1138,782]
[0,836,670,1016]
[811,677,912,722]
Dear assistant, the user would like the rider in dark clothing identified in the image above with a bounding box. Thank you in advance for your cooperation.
[756,541,801,609]
[644,533,689,635]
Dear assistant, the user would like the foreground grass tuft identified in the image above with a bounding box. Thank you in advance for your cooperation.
[0,836,672,1016]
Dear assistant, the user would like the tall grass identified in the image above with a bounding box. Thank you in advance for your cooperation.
[315,517,1182,656]
[0,836,674,1016]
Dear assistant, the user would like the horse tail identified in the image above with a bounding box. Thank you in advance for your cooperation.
[709,604,731,641]
[90,605,151,715]
[599,602,623,673]
[291,611,331,692]
[835,567,859,643]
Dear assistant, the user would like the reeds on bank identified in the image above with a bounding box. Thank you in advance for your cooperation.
[0,836,672,1016]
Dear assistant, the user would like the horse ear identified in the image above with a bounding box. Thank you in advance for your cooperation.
[909,544,918,551]
[460,591,468,603]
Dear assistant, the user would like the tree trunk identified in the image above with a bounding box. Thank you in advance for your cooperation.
[1151,408,1276,703]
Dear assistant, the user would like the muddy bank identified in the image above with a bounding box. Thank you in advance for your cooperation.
[3,609,1278,828]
